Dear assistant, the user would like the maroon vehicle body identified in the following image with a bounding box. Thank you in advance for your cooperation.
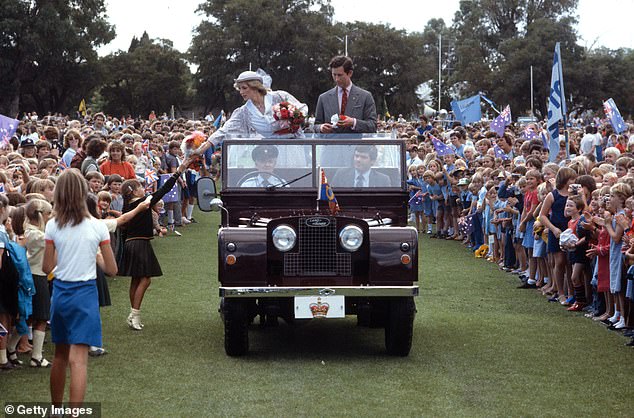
[198,137,419,356]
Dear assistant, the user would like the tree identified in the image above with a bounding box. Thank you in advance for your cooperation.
[0,0,115,116]
[190,0,338,115]
[98,34,191,117]
[449,0,580,117]
[342,22,427,116]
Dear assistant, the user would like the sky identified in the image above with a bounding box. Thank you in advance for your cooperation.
[97,0,634,56]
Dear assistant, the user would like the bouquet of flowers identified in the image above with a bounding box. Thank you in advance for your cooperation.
[181,131,206,170]
[272,101,306,134]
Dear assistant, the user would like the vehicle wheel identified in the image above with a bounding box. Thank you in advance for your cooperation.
[224,299,249,356]
[384,297,415,356]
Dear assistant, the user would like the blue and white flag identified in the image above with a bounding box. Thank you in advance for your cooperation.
[603,98,627,134]
[490,105,511,137]
[479,93,500,113]
[0,114,19,148]
[451,95,481,125]
[431,136,455,157]
[213,113,222,129]
[547,42,566,162]
[521,125,538,141]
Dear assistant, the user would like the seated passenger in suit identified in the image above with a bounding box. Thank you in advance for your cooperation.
[331,145,391,188]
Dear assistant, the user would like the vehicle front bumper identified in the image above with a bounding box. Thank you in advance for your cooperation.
[220,286,419,298]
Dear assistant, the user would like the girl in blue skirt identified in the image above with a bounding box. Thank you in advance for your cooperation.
[43,169,118,406]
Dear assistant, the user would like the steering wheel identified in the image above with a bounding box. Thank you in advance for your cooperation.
[237,171,285,187]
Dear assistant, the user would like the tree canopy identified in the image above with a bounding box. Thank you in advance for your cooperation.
[1,0,633,119]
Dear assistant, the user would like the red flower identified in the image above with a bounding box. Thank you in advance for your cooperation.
[280,108,290,119]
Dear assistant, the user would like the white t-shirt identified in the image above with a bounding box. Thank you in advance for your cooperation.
[44,217,109,282]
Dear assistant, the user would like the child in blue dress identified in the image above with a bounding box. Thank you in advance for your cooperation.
[407,165,426,233]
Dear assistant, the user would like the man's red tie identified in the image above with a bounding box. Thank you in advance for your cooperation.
[341,88,348,115]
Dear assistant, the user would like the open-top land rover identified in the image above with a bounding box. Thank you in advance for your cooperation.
[197,135,419,356]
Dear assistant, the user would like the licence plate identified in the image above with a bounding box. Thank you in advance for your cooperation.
[294,296,345,319]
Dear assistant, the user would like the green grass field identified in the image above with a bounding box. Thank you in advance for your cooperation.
[3,210,633,417]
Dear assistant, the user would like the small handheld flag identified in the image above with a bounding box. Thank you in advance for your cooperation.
[78,99,87,117]
[58,159,68,172]
[317,167,339,215]
[408,190,423,205]
[493,143,509,160]
[431,136,455,157]
[142,138,149,153]
[145,168,159,185]
[0,114,19,148]
[490,105,511,137]
[213,113,222,129]
[603,98,627,134]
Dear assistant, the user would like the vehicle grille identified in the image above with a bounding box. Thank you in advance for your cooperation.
[284,217,351,276]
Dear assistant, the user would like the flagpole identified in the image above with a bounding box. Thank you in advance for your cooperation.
[530,65,534,118]
[438,34,442,112]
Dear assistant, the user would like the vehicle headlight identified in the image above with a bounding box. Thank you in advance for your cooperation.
[339,225,363,251]
[272,225,296,252]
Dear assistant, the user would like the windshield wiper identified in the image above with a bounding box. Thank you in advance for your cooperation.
[266,171,312,191]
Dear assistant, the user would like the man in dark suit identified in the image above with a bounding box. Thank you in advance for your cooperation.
[331,145,391,188]
[314,56,377,134]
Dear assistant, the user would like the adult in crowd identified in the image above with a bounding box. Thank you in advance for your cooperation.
[99,140,136,180]
[314,55,377,134]
[331,145,391,187]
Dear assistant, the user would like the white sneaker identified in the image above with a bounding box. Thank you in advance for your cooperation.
[129,315,143,331]
[614,318,626,329]
[181,217,191,225]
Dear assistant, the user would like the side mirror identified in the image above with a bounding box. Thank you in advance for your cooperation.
[196,177,217,212]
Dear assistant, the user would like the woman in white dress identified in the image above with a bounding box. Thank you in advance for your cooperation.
[196,70,308,166]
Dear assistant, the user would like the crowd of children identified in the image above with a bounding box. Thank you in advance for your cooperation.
[404,116,634,347]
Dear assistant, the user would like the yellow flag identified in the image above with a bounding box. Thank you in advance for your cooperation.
[78,99,86,116]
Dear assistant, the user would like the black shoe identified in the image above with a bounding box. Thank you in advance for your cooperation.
[517,282,537,289]
[625,338,634,347]
[624,329,634,337]
[188,217,198,223]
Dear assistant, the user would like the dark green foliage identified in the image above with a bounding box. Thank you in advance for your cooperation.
[0,0,114,116]
[98,34,191,117]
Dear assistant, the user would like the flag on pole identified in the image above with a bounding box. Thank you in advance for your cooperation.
[547,42,566,162]
[450,94,481,125]
[603,98,627,134]
[213,113,222,129]
[142,138,149,153]
[78,99,87,117]
[490,105,512,137]
[0,114,19,148]
[408,190,423,205]
[431,136,455,157]
[479,93,500,113]
[317,167,339,215]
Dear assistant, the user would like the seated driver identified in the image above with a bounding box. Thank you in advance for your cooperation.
[331,144,391,187]
[241,145,287,187]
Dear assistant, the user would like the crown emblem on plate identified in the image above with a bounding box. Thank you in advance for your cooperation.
[309,297,330,318]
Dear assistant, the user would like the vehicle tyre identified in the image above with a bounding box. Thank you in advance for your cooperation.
[384,297,415,356]
[224,299,249,356]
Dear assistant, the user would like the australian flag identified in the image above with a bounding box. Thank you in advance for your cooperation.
[409,190,423,205]
[458,214,475,236]
[490,105,511,137]
[493,143,509,160]
[431,136,455,157]
[159,174,179,203]
[603,98,627,134]
[0,114,19,148]
[317,167,339,215]
[521,125,538,141]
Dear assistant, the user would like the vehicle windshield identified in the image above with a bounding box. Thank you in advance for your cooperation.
[223,138,404,190]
